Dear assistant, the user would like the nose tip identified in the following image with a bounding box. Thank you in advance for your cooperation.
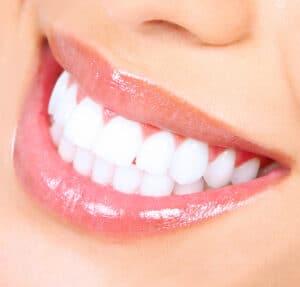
[101,0,253,46]
[147,0,253,46]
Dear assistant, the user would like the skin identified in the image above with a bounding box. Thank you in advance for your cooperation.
[1,0,300,286]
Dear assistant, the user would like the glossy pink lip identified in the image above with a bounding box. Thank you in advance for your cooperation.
[14,34,289,237]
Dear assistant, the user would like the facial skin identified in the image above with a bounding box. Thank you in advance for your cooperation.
[1,0,300,286]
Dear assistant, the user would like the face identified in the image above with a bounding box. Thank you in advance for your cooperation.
[1,0,300,286]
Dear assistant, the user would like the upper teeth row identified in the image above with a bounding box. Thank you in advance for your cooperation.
[48,71,261,196]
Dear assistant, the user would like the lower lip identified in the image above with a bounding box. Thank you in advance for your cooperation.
[14,45,288,237]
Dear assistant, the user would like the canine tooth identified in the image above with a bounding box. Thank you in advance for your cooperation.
[93,116,143,167]
[136,131,175,175]
[140,174,174,197]
[64,98,103,150]
[49,122,63,146]
[204,149,236,188]
[231,158,260,184]
[113,166,142,194]
[174,178,205,195]
[169,139,209,185]
[48,71,69,116]
[58,137,76,163]
[91,158,114,185]
[73,149,95,176]
[53,84,78,126]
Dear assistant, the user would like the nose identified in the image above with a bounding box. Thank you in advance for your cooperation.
[100,0,253,45]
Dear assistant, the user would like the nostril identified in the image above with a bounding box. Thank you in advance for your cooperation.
[100,1,252,46]
[141,19,202,44]
[143,20,189,34]
[141,14,251,47]
[138,1,253,47]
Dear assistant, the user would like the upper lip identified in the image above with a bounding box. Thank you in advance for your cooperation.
[48,31,290,166]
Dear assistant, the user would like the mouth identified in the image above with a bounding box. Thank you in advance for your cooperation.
[14,32,290,237]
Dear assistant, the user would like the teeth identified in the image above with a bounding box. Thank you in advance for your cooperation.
[49,72,268,197]
[140,174,174,197]
[174,178,205,195]
[169,139,209,185]
[64,98,103,150]
[49,122,63,146]
[113,165,142,194]
[231,158,260,185]
[93,116,143,167]
[136,131,175,175]
[91,158,115,185]
[53,84,78,126]
[58,137,76,163]
[48,71,70,116]
[204,149,236,188]
[73,148,95,176]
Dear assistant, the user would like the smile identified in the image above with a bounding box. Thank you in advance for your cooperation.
[14,32,289,237]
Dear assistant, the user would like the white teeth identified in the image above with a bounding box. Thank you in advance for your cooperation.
[48,71,70,116]
[64,98,103,150]
[91,158,115,185]
[49,71,266,197]
[174,178,205,195]
[231,158,260,185]
[169,139,209,185]
[93,116,143,167]
[58,137,76,163]
[113,165,142,194]
[136,131,175,175]
[204,149,236,188]
[53,84,78,126]
[140,174,174,197]
[73,148,95,176]
[49,122,63,146]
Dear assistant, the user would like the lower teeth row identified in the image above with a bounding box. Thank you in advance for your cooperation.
[51,121,263,196]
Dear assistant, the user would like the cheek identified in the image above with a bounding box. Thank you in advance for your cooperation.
[280,3,300,103]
